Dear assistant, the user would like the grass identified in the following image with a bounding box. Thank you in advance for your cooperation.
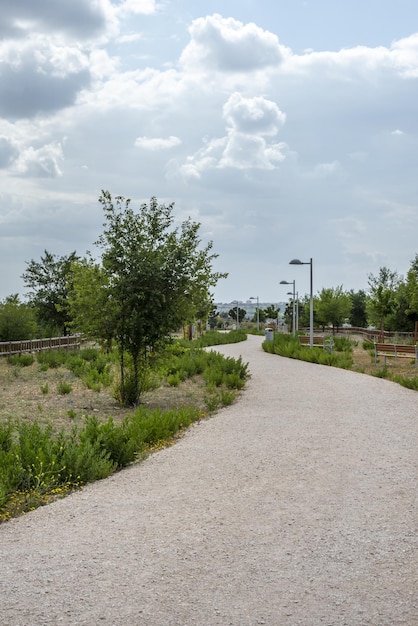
[0,337,249,523]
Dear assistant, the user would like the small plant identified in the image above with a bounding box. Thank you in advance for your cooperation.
[220,389,236,406]
[374,366,389,379]
[57,380,72,395]
[167,374,181,387]
[67,409,77,420]
[204,393,221,412]
[40,383,49,395]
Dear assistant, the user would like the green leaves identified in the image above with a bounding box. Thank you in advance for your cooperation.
[22,250,80,336]
[87,191,227,405]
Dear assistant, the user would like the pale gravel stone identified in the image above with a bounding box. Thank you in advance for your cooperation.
[0,334,417,625]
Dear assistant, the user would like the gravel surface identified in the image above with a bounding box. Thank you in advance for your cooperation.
[1,335,417,625]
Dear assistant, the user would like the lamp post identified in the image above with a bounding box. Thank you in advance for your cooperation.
[250,296,259,331]
[290,258,313,347]
[280,280,296,336]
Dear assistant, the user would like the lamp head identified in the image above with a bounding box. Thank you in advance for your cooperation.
[289,259,303,265]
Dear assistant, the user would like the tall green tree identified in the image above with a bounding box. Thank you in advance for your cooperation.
[66,258,115,349]
[0,295,38,341]
[22,250,79,336]
[228,307,246,324]
[264,305,280,322]
[348,290,368,328]
[386,280,414,332]
[315,286,352,333]
[252,309,266,324]
[75,191,226,405]
[367,267,400,337]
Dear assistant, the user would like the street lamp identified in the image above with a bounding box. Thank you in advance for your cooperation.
[280,279,296,336]
[290,258,313,347]
[250,296,259,331]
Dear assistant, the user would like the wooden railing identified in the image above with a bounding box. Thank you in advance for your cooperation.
[299,326,414,343]
[0,335,82,357]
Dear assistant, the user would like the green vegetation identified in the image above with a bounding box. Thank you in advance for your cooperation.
[22,250,80,337]
[177,328,247,348]
[0,337,249,523]
[7,353,35,367]
[66,192,227,406]
[0,295,38,341]
[315,285,352,333]
[262,333,353,369]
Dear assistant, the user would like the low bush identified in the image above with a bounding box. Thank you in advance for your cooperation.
[391,374,418,390]
[179,329,247,348]
[57,380,72,395]
[7,354,34,367]
[333,336,353,352]
[363,340,374,350]
[36,350,68,369]
[263,334,353,369]
[0,403,203,521]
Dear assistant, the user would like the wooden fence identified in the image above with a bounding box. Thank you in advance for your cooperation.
[0,335,82,357]
[299,326,414,343]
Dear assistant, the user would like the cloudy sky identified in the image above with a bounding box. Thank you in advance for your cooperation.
[1,0,418,304]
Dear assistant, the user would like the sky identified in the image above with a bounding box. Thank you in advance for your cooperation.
[1,0,418,305]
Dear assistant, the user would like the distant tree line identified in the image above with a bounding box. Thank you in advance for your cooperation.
[207,255,418,336]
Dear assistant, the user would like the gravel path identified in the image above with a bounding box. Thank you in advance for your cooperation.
[1,335,417,625]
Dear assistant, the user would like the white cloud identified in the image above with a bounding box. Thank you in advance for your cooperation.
[219,133,286,170]
[223,93,286,136]
[13,142,64,178]
[284,33,418,80]
[135,135,181,150]
[116,0,157,17]
[180,93,287,176]
[180,14,286,73]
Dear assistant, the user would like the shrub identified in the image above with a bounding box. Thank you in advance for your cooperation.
[57,380,72,395]
[332,336,353,352]
[179,329,247,348]
[36,350,68,369]
[262,334,353,369]
[391,375,418,390]
[7,354,34,367]
[363,340,374,350]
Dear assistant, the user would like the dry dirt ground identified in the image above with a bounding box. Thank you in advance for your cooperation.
[0,355,208,434]
[0,335,417,625]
